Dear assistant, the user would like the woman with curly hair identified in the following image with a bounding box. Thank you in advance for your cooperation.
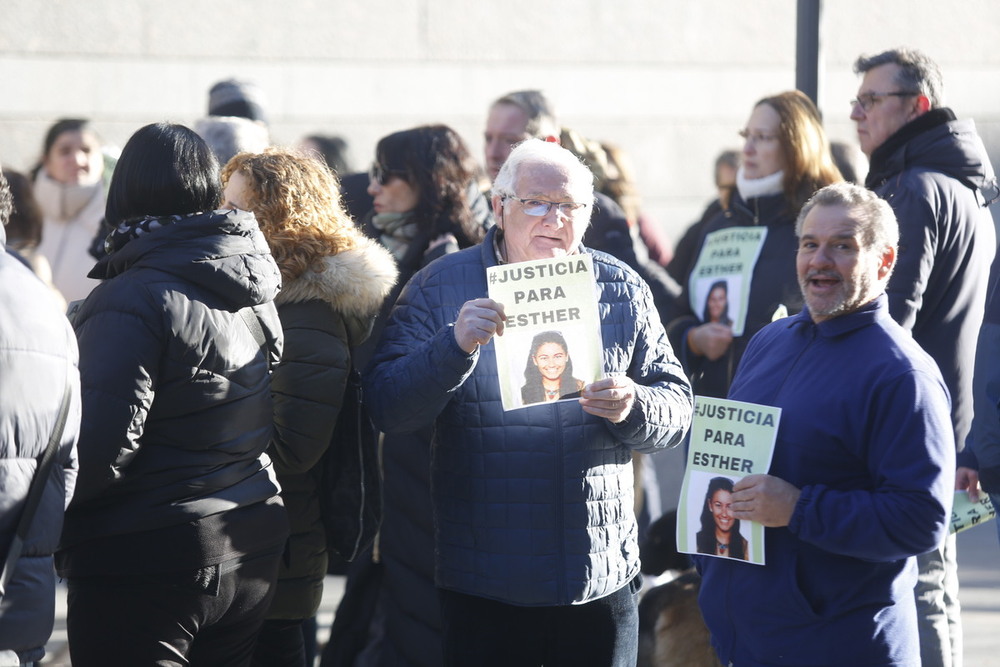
[221,148,398,667]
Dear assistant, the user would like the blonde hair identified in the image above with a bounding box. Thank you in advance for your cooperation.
[221,148,363,281]
[755,90,843,214]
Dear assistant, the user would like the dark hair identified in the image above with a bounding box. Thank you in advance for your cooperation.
[702,280,731,325]
[522,331,579,395]
[715,149,740,185]
[374,124,479,246]
[697,476,746,559]
[105,123,221,225]
[303,134,350,175]
[208,79,268,124]
[1,168,44,249]
[853,47,943,109]
[32,118,99,179]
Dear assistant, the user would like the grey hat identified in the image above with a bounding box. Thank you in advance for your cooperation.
[208,78,267,124]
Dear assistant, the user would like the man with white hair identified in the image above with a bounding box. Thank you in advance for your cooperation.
[697,182,954,666]
[364,139,692,666]
[484,90,681,324]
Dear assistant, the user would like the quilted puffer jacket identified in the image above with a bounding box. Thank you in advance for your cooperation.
[365,226,693,607]
[0,229,80,665]
[58,209,285,557]
[265,237,397,619]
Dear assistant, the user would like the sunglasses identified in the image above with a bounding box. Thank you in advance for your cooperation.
[369,163,406,186]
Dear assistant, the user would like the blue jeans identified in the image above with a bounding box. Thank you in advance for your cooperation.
[439,575,641,667]
[915,532,962,667]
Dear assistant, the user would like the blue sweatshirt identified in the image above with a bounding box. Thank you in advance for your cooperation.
[696,296,954,666]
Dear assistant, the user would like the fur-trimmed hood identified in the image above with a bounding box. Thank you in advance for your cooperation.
[275,236,398,339]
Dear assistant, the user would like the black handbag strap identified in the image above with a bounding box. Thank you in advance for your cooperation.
[240,306,274,372]
[0,367,73,598]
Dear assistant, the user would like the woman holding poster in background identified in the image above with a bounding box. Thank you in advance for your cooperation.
[520,330,586,405]
[666,90,842,398]
[696,477,748,560]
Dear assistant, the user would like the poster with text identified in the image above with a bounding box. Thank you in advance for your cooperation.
[688,227,768,336]
[487,255,604,411]
[677,396,781,565]
[950,491,996,535]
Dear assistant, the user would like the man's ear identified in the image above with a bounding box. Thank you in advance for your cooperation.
[877,245,896,281]
[915,95,932,115]
[491,194,504,229]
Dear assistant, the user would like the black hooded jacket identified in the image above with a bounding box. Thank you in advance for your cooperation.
[866,108,999,465]
[57,209,288,577]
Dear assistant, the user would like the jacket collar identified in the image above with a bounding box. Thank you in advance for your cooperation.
[789,293,888,337]
[866,108,956,185]
[275,237,397,318]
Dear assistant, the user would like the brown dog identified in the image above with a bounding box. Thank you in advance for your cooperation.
[637,510,722,667]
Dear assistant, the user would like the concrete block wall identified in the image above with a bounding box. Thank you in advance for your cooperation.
[2,0,999,242]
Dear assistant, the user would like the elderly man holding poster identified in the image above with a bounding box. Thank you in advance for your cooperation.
[364,138,692,666]
[695,182,954,666]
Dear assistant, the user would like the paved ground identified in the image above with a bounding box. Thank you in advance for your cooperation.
[40,510,1000,665]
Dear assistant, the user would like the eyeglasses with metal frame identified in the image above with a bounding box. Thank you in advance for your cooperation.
[737,128,779,145]
[504,196,590,217]
[850,91,920,112]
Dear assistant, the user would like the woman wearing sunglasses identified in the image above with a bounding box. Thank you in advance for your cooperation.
[326,124,486,666]
[364,124,485,274]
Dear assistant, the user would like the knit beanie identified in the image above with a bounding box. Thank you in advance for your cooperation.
[208,79,268,124]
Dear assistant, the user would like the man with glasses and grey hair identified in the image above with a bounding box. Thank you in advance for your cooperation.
[484,90,681,325]
[364,138,692,666]
[851,46,999,667]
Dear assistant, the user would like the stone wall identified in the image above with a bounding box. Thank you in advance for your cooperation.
[2,0,998,239]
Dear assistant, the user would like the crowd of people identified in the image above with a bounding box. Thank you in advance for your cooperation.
[1,45,999,667]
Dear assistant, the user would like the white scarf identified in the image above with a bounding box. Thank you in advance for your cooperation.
[33,168,103,223]
[736,167,784,201]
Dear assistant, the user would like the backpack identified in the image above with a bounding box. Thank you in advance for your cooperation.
[240,307,381,562]
[316,362,382,562]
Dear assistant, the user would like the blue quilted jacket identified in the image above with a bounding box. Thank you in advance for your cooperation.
[365,227,692,606]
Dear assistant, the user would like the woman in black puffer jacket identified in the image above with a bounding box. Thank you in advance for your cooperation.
[57,123,289,666]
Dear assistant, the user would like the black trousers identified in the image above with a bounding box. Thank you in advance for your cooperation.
[251,618,308,667]
[65,551,282,667]
[439,575,642,667]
